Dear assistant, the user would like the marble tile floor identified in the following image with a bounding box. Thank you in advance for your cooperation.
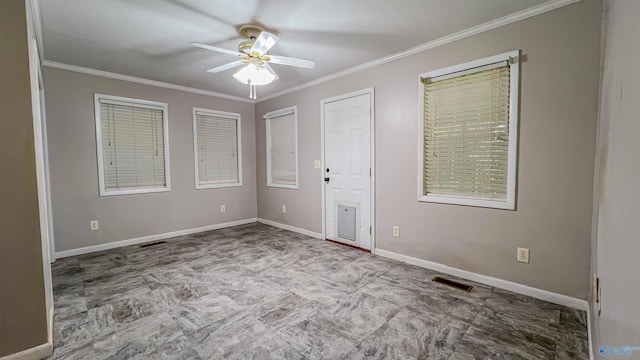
[49,223,589,360]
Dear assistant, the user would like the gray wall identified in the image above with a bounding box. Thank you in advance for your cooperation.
[0,0,48,356]
[44,68,257,252]
[591,0,640,353]
[256,0,601,299]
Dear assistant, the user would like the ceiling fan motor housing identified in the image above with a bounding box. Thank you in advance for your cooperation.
[237,25,266,54]
[239,25,264,38]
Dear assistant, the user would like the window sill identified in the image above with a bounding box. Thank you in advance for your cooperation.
[267,183,299,190]
[418,194,515,210]
[195,182,243,190]
[99,187,171,197]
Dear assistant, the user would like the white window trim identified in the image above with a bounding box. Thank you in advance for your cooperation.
[417,50,520,210]
[94,93,171,197]
[192,107,243,189]
[264,106,299,190]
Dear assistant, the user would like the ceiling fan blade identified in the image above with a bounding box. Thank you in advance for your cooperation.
[189,42,241,57]
[267,55,316,69]
[207,60,245,73]
[250,31,280,56]
[263,63,279,80]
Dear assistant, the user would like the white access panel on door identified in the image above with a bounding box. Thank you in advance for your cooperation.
[323,92,372,250]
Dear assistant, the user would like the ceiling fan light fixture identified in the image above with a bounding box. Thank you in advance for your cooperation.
[190,25,315,98]
[233,62,276,86]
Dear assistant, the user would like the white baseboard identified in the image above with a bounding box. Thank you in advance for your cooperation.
[48,303,53,347]
[257,218,323,239]
[587,302,595,360]
[0,342,52,360]
[374,248,588,311]
[55,218,258,258]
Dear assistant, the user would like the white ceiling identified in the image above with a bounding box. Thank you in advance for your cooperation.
[39,0,548,99]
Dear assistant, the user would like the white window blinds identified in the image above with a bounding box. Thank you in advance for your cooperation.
[265,108,297,188]
[96,95,169,196]
[194,109,241,188]
[423,64,511,201]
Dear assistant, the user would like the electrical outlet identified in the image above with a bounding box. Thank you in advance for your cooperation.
[392,226,400,237]
[282,205,287,214]
[314,160,321,169]
[90,220,99,231]
[220,205,226,213]
[517,247,530,263]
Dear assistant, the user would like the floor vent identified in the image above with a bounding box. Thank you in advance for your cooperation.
[139,241,167,248]
[432,276,473,292]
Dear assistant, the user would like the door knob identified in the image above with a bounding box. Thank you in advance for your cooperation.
[324,177,330,183]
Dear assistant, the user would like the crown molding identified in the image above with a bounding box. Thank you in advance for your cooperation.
[38,0,579,104]
[257,0,582,102]
[29,0,45,62]
[42,60,256,104]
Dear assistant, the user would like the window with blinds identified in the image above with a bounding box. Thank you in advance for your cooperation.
[419,51,519,209]
[95,94,170,196]
[193,108,242,189]
[265,106,298,189]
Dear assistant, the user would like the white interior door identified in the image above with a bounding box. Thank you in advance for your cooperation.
[323,91,372,250]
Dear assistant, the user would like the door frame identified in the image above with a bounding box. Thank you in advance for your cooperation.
[26,0,54,350]
[320,87,375,252]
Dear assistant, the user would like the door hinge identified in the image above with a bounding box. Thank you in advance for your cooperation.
[370,168,372,177]
[369,226,372,235]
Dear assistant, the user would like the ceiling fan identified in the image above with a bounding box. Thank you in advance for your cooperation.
[190,25,316,99]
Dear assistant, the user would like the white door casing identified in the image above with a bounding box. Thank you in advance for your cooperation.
[322,89,374,250]
[27,30,55,354]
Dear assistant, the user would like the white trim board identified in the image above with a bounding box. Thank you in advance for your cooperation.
[375,248,588,311]
[257,218,323,239]
[587,302,595,360]
[47,303,53,353]
[55,218,257,258]
[42,60,254,104]
[0,342,52,360]
[256,0,581,102]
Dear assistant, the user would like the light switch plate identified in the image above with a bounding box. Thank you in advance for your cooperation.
[90,220,99,231]
[282,205,287,214]
[220,205,226,213]
[314,160,321,169]
[517,247,530,263]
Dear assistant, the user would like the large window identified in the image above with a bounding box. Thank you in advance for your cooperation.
[94,94,170,196]
[264,106,298,189]
[418,51,520,209]
[193,108,242,189]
